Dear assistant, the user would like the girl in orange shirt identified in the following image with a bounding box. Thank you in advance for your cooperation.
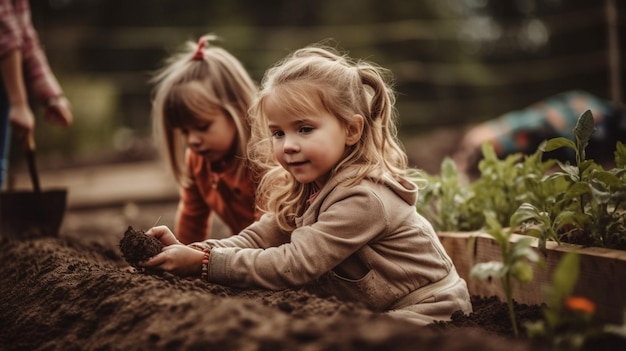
[151,34,258,244]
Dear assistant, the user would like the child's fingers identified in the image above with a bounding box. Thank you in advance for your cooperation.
[145,225,180,246]
[139,245,203,277]
[145,225,167,237]
[139,252,165,269]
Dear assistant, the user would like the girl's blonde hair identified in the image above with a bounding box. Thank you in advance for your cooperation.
[249,43,421,232]
[151,34,257,187]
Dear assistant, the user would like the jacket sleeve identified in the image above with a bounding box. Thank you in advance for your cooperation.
[175,152,210,244]
[175,184,210,244]
[191,213,289,250]
[207,185,388,289]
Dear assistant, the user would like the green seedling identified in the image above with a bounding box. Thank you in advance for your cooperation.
[470,211,542,337]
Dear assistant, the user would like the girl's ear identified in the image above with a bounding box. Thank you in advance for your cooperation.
[345,114,364,146]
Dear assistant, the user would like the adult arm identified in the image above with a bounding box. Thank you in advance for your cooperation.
[1,47,33,147]
[1,0,72,127]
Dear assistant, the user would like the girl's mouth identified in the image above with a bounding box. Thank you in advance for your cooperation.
[194,149,211,156]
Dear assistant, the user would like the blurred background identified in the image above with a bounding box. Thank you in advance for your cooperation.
[8,0,626,176]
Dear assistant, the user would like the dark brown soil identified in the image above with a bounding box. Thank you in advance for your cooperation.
[428,295,543,337]
[0,201,623,351]
[0,235,540,351]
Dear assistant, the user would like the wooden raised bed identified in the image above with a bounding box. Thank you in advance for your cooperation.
[438,231,626,324]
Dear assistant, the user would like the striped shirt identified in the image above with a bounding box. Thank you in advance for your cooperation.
[0,0,62,103]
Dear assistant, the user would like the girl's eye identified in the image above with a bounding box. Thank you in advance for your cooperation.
[180,128,190,135]
[196,123,210,132]
[299,126,313,134]
[271,130,284,138]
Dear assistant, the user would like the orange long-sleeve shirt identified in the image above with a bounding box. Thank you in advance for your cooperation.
[175,150,257,244]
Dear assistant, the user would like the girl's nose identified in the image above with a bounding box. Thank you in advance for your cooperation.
[186,131,203,146]
[282,135,299,153]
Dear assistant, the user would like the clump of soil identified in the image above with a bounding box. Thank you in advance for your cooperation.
[119,226,163,267]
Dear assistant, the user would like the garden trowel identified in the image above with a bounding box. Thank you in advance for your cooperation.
[0,136,67,238]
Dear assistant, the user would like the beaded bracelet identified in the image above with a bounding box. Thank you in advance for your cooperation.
[201,248,210,279]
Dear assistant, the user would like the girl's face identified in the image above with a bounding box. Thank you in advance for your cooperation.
[180,109,237,163]
[267,107,349,189]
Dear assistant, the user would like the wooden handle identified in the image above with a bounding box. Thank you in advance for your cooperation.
[27,134,36,151]
[25,135,41,193]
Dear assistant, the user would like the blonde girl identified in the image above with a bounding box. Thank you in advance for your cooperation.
[151,34,258,244]
[142,43,472,326]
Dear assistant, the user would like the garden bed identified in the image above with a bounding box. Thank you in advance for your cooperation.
[438,231,626,324]
[0,235,552,351]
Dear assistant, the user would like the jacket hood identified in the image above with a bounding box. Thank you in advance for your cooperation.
[379,173,419,206]
[322,166,419,206]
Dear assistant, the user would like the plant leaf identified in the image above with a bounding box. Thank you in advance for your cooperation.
[589,183,612,205]
[470,261,506,280]
[615,142,626,168]
[550,252,580,306]
[510,261,534,283]
[511,203,546,228]
[511,237,540,263]
[562,182,591,202]
[554,210,584,229]
[574,110,596,148]
[542,137,576,153]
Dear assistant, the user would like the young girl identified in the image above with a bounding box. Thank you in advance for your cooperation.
[150,34,258,244]
[142,44,472,325]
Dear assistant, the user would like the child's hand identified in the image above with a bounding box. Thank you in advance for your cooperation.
[145,225,182,246]
[140,244,205,277]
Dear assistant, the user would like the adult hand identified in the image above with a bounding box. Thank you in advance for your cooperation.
[140,244,205,277]
[9,103,35,148]
[44,96,73,127]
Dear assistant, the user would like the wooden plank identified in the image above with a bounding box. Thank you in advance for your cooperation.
[10,161,179,209]
[438,231,626,324]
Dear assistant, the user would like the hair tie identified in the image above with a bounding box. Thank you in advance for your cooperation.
[192,37,206,60]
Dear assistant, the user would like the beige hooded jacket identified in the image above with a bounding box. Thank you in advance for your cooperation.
[193,166,471,324]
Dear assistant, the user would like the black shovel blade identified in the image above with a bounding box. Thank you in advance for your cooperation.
[0,189,67,238]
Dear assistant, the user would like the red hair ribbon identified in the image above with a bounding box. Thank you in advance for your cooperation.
[192,37,206,60]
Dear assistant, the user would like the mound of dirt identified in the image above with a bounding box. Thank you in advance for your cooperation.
[0,235,549,351]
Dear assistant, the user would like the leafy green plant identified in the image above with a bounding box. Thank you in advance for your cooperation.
[416,145,553,232]
[539,110,626,249]
[416,109,626,250]
[510,202,560,256]
[470,211,542,337]
[415,156,476,232]
[469,143,554,229]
